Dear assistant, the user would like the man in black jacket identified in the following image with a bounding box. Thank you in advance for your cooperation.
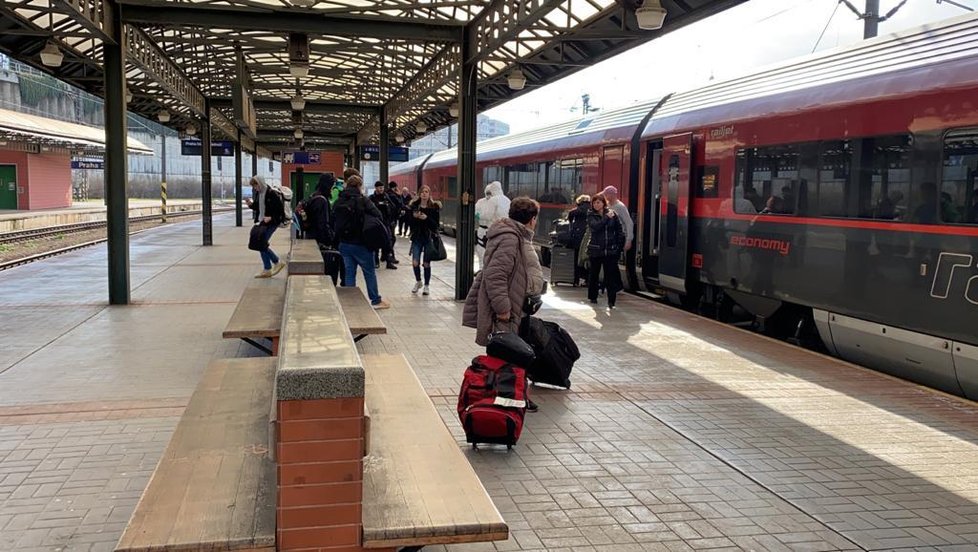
[334,175,390,309]
[369,181,398,270]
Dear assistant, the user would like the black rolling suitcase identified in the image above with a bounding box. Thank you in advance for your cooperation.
[519,316,580,389]
[549,244,577,286]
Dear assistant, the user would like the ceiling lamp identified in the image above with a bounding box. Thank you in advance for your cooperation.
[290,63,309,78]
[292,0,317,6]
[125,88,133,104]
[416,122,427,134]
[291,92,306,111]
[449,102,459,118]
[635,0,667,30]
[185,123,197,136]
[395,134,404,143]
[157,110,171,123]
[39,40,63,68]
[294,128,304,139]
[507,68,526,90]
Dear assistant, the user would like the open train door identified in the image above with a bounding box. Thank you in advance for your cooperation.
[658,133,693,296]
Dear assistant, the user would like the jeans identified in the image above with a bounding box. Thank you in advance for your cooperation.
[339,242,382,304]
[410,239,431,264]
[259,225,280,270]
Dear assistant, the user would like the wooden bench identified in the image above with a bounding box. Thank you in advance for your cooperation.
[361,354,508,550]
[222,278,286,355]
[287,239,325,275]
[223,278,386,355]
[115,357,276,552]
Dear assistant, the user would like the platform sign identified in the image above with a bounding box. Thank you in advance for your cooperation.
[70,159,104,170]
[283,151,321,165]
[358,145,409,163]
[181,139,235,157]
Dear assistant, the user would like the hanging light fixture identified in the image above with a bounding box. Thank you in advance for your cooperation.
[416,122,427,134]
[290,63,309,78]
[125,87,133,104]
[288,33,310,78]
[449,102,459,118]
[507,68,526,90]
[39,40,63,68]
[185,123,197,136]
[635,0,668,30]
[395,133,404,143]
[157,110,171,123]
[291,92,306,111]
[292,0,317,6]
[294,128,304,139]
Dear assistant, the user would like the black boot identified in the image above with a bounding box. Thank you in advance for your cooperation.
[386,261,398,270]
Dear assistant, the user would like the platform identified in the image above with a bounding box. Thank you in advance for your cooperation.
[0,199,228,232]
[1,216,977,552]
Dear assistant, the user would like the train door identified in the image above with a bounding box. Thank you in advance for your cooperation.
[641,143,662,285]
[0,166,16,210]
[658,133,693,294]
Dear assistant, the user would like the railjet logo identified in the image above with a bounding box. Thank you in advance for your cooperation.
[710,125,734,139]
[730,233,791,256]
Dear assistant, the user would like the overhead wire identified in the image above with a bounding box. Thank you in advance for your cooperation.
[812,1,843,53]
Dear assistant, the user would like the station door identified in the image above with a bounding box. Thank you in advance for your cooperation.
[0,166,16,210]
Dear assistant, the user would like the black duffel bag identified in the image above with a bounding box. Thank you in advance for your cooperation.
[519,316,580,389]
[486,331,536,368]
[248,224,269,251]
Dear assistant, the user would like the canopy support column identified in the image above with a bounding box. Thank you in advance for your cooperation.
[234,133,243,227]
[379,109,389,185]
[103,0,130,305]
[455,29,477,301]
[201,99,213,245]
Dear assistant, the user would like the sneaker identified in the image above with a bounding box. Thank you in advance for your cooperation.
[422,285,429,296]
[270,260,287,276]
[526,399,539,413]
[372,299,391,310]
[254,270,272,279]
[412,281,423,294]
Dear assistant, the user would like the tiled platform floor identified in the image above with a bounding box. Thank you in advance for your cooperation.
[1,216,977,552]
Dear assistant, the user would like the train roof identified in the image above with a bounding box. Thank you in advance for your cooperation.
[423,98,661,170]
[389,153,431,177]
[642,11,978,139]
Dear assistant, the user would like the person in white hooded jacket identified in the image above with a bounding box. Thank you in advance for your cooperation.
[474,180,510,265]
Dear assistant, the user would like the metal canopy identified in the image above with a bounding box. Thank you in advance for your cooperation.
[0,0,745,153]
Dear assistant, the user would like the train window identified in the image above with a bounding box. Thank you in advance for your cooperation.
[733,145,805,215]
[941,129,978,224]
[482,166,503,195]
[505,163,540,199]
[852,135,912,220]
[546,158,581,204]
[816,141,851,217]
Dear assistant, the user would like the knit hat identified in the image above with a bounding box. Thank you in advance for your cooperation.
[601,185,618,198]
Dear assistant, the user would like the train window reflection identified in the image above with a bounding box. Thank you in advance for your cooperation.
[817,141,850,217]
[856,135,912,221]
[941,129,978,224]
[733,145,806,215]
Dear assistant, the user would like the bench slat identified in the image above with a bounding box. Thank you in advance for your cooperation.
[222,278,286,339]
[337,287,387,336]
[361,354,508,548]
[115,357,277,552]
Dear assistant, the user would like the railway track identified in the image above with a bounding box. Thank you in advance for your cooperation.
[0,208,233,245]
[0,207,235,271]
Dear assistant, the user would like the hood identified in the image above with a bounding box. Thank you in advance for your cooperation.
[487,217,530,241]
[252,174,268,194]
[339,187,362,200]
[485,181,504,198]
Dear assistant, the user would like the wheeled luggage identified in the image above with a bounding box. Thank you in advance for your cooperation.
[457,355,529,449]
[519,316,580,389]
[549,244,577,286]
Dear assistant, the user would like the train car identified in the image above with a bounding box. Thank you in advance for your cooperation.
[393,100,660,245]
[637,13,978,398]
[389,13,978,399]
[388,153,430,193]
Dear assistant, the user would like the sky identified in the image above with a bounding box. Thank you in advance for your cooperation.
[485,0,977,133]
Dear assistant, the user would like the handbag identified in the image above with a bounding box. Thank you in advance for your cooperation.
[426,231,448,262]
[248,224,268,251]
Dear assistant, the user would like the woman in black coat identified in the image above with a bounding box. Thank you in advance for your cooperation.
[586,193,624,308]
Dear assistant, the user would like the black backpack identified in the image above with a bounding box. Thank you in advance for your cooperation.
[335,196,365,243]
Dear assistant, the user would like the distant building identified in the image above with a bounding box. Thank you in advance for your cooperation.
[406,116,510,160]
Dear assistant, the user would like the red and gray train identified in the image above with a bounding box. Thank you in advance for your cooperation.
[390,13,978,400]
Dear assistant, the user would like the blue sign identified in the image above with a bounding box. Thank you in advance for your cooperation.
[283,151,321,165]
[71,159,104,170]
[358,145,409,163]
[181,139,235,157]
